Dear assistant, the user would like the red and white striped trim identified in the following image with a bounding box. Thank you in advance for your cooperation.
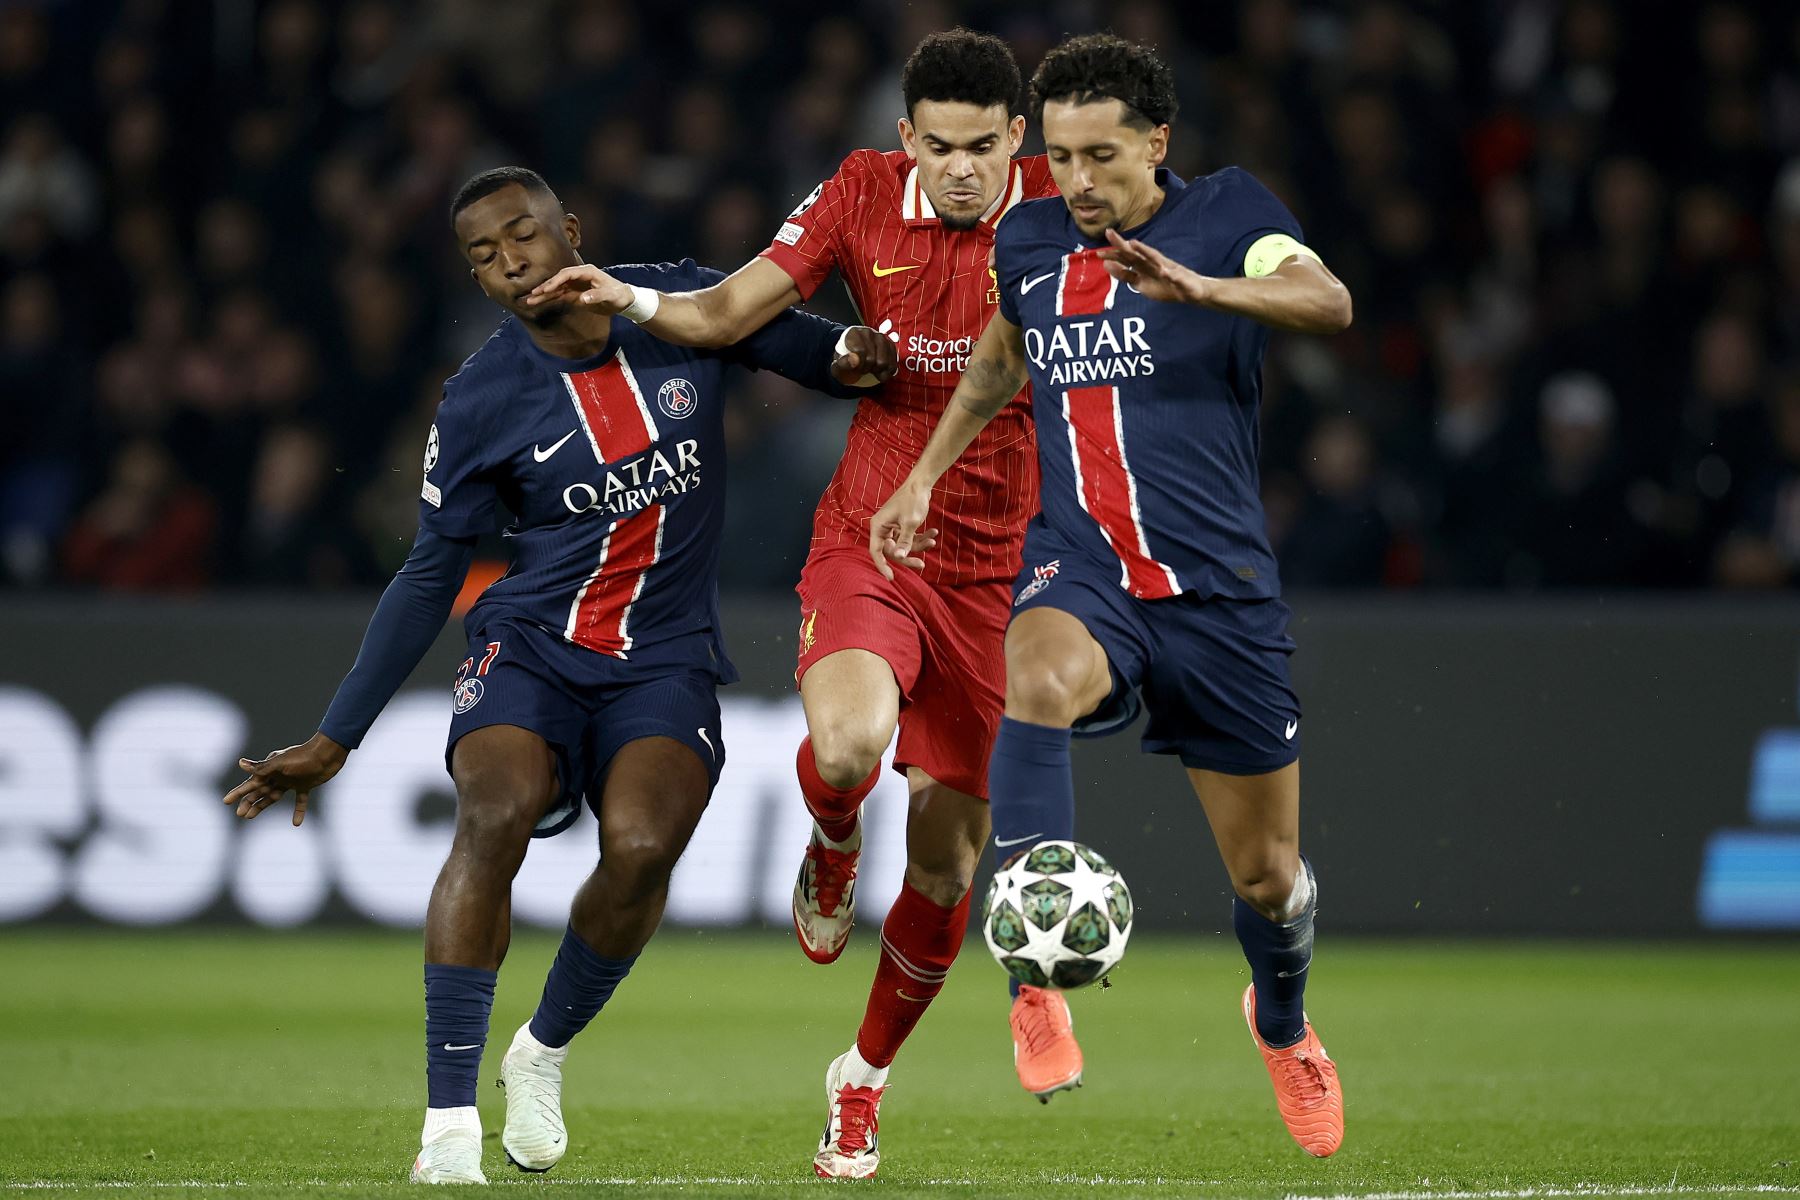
[562,349,659,465]
[564,505,667,658]
[1054,248,1118,318]
[1061,386,1180,599]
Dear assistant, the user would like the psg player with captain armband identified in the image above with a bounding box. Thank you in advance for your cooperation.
[868,35,1355,1159]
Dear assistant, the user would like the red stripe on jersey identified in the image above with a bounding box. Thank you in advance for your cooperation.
[565,505,667,657]
[1062,386,1180,599]
[563,350,658,464]
[1055,248,1118,318]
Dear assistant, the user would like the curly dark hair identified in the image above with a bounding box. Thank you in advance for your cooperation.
[901,28,1022,119]
[449,166,558,228]
[1029,33,1178,130]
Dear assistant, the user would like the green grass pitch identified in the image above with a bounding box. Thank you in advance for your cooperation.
[3,930,1797,1198]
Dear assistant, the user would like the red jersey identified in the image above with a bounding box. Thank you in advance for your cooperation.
[761,150,1058,586]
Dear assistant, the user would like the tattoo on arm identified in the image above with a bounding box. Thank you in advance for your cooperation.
[956,351,1026,421]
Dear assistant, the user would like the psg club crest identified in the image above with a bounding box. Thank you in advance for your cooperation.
[1014,559,1061,607]
[657,377,698,420]
[452,677,484,714]
[423,424,440,473]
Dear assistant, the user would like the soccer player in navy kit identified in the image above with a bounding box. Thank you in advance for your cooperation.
[868,36,1354,1157]
[223,167,894,1183]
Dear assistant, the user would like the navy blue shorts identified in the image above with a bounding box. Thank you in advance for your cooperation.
[445,617,725,838]
[1010,526,1300,775]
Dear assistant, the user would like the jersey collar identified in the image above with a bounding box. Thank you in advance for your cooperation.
[901,159,1027,230]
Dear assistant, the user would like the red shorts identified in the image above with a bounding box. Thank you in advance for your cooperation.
[795,548,1010,799]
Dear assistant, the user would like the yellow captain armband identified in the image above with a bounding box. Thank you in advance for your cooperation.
[1243,234,1323,278]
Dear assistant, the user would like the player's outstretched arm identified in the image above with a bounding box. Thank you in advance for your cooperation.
[223,528,476,825]
[524,257,803,349]
[868,312,1029,579]
[1098,229,1353,335]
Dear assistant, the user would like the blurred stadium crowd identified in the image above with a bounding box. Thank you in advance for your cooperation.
[5,0,1800,592]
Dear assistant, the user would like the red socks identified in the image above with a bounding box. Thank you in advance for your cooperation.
[855,880,972,1068]
[797,736,879,843]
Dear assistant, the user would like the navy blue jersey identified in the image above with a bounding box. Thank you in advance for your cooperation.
[422,259,851,678]
[995,167,1302,601]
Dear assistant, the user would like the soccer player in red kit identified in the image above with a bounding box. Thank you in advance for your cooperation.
[524,30,1077,1177]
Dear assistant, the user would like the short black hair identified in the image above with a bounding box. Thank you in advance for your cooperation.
[901,28,1022,120]
[449,166,558,227]
[1029,33,1178,130]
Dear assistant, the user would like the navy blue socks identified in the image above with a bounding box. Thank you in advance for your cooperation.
[424,963,497,1109]
[1234,857,1316,1049]
[987,717,1076,856]
[528,925,638,1049]
[988,716,1077,998]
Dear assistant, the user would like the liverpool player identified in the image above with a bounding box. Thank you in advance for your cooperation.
[223,167,893,1183]
[867,35,1354,1157]
[523,30,1080,1178]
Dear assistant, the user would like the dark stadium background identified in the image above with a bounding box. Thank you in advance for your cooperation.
[5,5,1800,1196]
[1,0,1796,939]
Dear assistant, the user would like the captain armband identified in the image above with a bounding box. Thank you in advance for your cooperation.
[1243,234,1323,279]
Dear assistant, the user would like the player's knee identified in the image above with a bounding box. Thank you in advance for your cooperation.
[452,791,542,855]
[1231,851,1303,919]
[904,860,974,909]
[808,719,886,790]
[603,826,687,900]
[1004,657,1090,726]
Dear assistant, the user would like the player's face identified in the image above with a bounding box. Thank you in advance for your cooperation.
[455,184,583,324]
[1041,98,1170,238]
[900,101,1025,231]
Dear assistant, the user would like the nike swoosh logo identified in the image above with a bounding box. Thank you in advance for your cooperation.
[995,833,1042,849]
[896,990,932,1003]
[697,727,716,760]
[443,1043,479,1052]
[533,430,577,462]
[1277,958,1310,979]
[872,263,921,277]
[1019,271,1056,295]
[1284,720,1298,740]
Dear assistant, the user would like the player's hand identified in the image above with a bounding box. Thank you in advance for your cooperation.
[832,324,899,387]
[223,731,349,826]
[868,479,937,579]
[523,264,632,313]
[1099,228,1210,305]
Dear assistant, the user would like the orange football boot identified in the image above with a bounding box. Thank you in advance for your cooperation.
[1009,985,1083,1102]
[1243,983,1344,1157]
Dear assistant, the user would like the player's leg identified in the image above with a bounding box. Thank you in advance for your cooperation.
[791,648,902,962]
[814,771,986,1179]
[995,541,1159,1102]
[988,606,1116,1101]
[990,605,1113,851]
[791,558,923,962]
[415,722,562,1185]
[1158,597,1338,1156]
[1189,761,1340,1156]
[504,713,717,1174]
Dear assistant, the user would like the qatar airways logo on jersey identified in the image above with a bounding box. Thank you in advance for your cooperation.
[1024,316,1156,387]
[562,439,701,517]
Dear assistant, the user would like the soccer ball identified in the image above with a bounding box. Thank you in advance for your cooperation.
[982,840,1133,989]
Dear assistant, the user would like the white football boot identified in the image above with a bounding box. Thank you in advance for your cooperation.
[812,1046,888,1179]
[792,817,862,964]
[499,1023,569,1172]
[410,1106,486,1184]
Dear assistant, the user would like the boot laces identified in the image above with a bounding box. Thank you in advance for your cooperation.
[804,841,857,916]
[830,1084,883,1153]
